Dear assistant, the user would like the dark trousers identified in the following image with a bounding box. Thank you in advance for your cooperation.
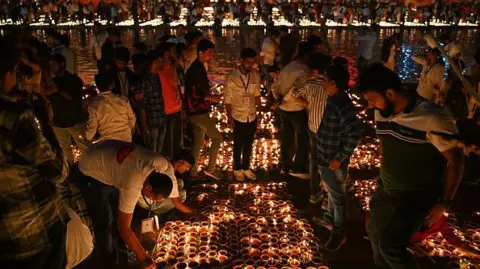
[309,130,321,195]
[279,109,309,173]
[233,119,257,170]
[78,175,119,265]
[2,220,67,269]
[162,111,183,160]
[368,187,438,269]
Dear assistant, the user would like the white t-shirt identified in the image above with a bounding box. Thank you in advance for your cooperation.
[78,140,179,214]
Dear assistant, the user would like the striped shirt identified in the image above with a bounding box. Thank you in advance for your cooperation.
[292,76,328,133]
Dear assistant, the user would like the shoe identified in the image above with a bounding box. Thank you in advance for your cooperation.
[312,216,333,231]
[289,172,309,180]
[309,193,322,204]
[243,170,257,181]
[234,170,245,181]
[204,170,224,181]
[324,234,346,252]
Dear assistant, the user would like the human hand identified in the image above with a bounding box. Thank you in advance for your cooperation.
[424,202,447,228]
[329,159,341,170]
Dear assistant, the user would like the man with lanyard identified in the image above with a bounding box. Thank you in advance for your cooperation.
[412,47,446,103]
[89,21,108,71]
[225,48,261,182]
[135,149,195,218]
[78,140,193,269]
[358,64,464,269]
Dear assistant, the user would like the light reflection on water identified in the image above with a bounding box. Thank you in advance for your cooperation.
[33,28,479,85]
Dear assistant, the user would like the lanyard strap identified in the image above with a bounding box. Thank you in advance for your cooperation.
[141,190,153,218]
[239,72,251,92]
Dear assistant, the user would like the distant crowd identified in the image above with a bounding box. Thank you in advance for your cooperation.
[1,0,479,26]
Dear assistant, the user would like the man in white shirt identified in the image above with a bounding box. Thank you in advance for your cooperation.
[78,140,192,269]
[412,47,445,102]
[225,48,262,181]
[260,29,279,92]
[86,72,136,142]
[272,42,312,178]
[356,25,378,73]
[291,53,332,203]
[89,21,109,70]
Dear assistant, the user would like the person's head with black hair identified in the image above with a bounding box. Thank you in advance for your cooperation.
[309,53,332,75]
[142,172,174,202]
[296,41,313,61]
[49,53,67,76]
[267,65,280,81]
[0,38,20,93]
[132,53,148,74]
[147,48,165,74]
[333,56,349,70]
[114,46,131,71]
[176,24,186,37]
[357,63,407,118]
[133,42,148,55]
[185,30,203,46]
[240,48,257,73]
[325,65,350,96]
[197,39,215,63]
[172,149,195,174]
[158,41,177,63]
[94,71,115,93]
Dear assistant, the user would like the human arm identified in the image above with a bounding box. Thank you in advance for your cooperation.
[12,108,68,183]
[331,107,362,169]
[412,55,428,66]
[171,197,193,214]
[85,103,98,142]
[117,210,153,267]
[127,101,136,132]
[424,110,465,227]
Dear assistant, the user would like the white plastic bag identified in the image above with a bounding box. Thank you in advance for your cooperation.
[64,204,94,269]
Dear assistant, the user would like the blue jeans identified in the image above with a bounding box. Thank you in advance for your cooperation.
[150,121,167,154]
[319,162,348,236]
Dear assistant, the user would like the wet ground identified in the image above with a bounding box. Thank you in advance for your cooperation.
[24,27,480,268]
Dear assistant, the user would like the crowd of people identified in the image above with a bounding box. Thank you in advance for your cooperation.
[1,16,480,269]
[1,0,480,26]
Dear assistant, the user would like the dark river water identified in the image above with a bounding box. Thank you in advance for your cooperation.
[29,27,480,85]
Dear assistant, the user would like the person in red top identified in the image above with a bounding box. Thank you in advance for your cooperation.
[158,42,183,160]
